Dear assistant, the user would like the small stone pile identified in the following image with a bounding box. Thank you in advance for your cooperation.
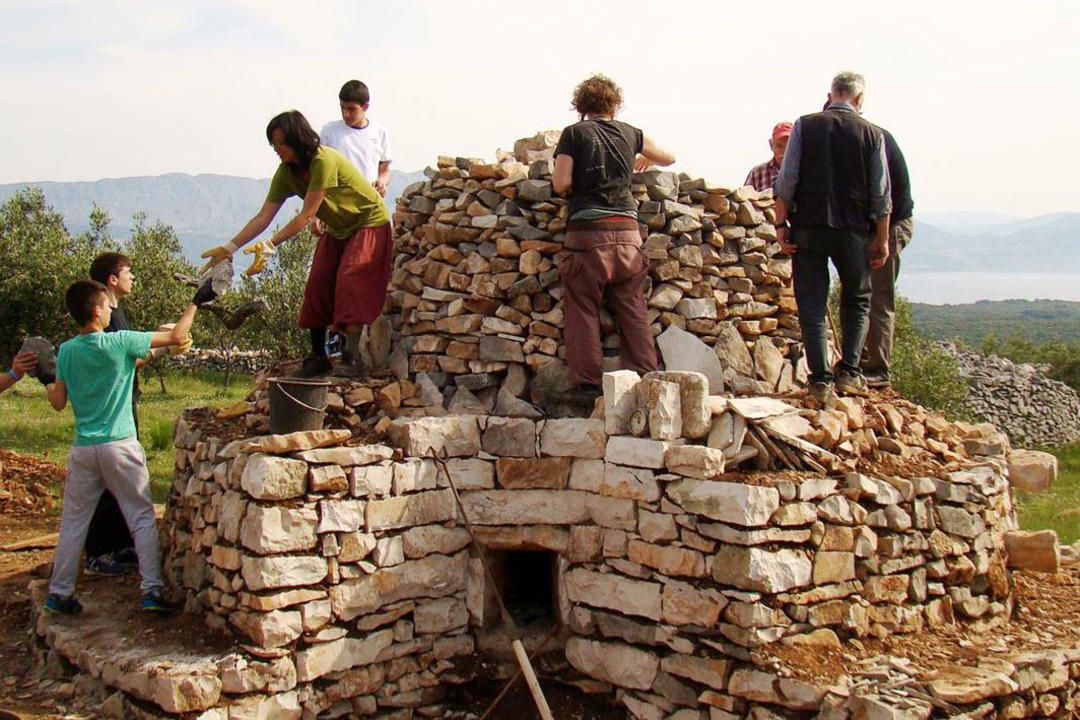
[938,343,1080,447]
[165,348,271,375]
[386,130,802,412]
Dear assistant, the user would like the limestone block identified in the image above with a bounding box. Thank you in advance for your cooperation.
[225,690,301,720]
[605,436,673,469]
[387,415,481,457]
[401,526,472,559]
[300,597,332,633]
[565,637,659,691]
[317,498,365,533]
[414,596,468,634]
[482,417,537,457]
[330,551,466,621]
[568,525,603,562]
[457,489,591,525]
[586,494,637,530]
[638,509,678,542]
[714,322,754,378]
[218,491,248,543]
[627,539,707,577]
[373,536,405,567]
[294,628,394,682]
[924,665,1018,705]
[365,488,457,532]
[661,580,726,626]
[236,429,351,455]
[439,458,495,490]
[218,655,297,694]
[338,531,377,563]
[568,459,660,503]
[639,379,682,440]
[241,555,327,591]
[643,369,712,436]
[240,505,318,554]
[308,464,347,493]
[812,551,856,584]
[664,445,726,479]
[230,609,302,647]
[727,668,782,704]
[1005,530,1059,572]
[657,324,724,393]
[712,546,812,593]
[392,459,438,494]
[666,479,779,526]
[238,588,326,612]
[240,454,308,500]
[350,462,393,498]
[292,445,394,466]
[1008,450,1058,493]
[936,506,987,538]
[603,370,641,435]
[495,456,572,489]
[863,574,910,603]
[540,418,607,458]
[564,567,663,620]
[660,653,732,691]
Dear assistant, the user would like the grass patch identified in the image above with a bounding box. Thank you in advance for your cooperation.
[0,370,250,502]
[1016,442,1080,546]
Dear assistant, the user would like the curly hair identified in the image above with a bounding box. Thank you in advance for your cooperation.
[266,110,321,169]
[571,74,623,120]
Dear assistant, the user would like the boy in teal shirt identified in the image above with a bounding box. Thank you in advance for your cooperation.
[44,280,197,614]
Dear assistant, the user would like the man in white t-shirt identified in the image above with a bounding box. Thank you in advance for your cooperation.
[320,80,392,195]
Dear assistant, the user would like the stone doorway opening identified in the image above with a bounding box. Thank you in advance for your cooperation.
[489,550,557,629]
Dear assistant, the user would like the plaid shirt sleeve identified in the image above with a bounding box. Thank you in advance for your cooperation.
[745,161,780,192]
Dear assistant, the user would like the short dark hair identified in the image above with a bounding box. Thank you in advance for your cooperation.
[66,280,108,326]
[571,74,623,120]
[339,80,370,105]
[266,111,321,169]
[89,252,132,285]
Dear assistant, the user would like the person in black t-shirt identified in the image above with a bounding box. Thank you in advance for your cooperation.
[552,75,675,393]
[84,252,160,574]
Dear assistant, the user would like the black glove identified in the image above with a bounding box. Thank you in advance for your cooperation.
[193,275,219,306]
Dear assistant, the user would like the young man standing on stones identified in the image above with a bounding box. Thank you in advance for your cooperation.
[43,280,195,615]
[552,74,676,398]
[774,71,892,401]
[320,80,392,196]
[744,122,792,192]
[83,253,188,575]
[861,129,914,388]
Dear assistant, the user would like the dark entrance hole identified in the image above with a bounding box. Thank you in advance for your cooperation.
[489,550,556,628]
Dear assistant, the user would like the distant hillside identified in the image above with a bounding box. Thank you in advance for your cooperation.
[0,169,425,264]
[912,299,1080,346]
[906,212,1080,273]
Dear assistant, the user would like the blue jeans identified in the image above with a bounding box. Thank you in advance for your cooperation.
[792,227,872,384]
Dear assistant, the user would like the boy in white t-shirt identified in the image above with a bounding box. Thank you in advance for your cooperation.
[320,80,392,195]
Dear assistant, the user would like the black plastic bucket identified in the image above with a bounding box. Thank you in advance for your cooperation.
[268,377,329,434]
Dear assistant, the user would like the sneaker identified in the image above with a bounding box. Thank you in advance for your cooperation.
[295,355,332,379]
[835,371,869,397]
[85,552,127,576]
[141,592,181,615]
[114,547,139,568]
[810,381,837,404]
[43,593,83,615]
[863,370,891,389]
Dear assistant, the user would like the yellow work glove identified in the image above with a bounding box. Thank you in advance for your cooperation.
[199,240,240,275]
[170,334,194,356]
[243,238,276,276]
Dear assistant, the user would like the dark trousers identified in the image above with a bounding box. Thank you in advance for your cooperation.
[862,217,914,376]
[85,402,138,557]
[792,227,872,385]
[558,224,658,386]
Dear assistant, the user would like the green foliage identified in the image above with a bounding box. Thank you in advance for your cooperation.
[912,299,1080,346]
[0,188,99,359]
[1016,442,1080,545]
[890,298,969,417]
[147,418,174,451]
[979,335,1080,392]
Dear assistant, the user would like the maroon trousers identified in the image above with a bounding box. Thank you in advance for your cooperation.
[299,223,393,329]
[558,219,658,386]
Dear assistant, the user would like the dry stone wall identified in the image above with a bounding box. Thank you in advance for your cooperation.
[160,373,1023,720]
[939,343,1080,447]
[386,131,803,409]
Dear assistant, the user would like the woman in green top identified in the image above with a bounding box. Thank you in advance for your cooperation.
[200,110,393,377]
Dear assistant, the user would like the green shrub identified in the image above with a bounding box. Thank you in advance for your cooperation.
[147,418,174,451]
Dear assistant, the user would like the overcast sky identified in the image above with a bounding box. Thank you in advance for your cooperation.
[2,0,1077,216]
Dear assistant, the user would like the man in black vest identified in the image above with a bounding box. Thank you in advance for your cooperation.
[774,71,892,402]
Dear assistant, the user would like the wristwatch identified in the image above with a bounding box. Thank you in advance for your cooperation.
[777,220,791,229]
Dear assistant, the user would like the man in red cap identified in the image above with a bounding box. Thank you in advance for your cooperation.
[744,122,792,192]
